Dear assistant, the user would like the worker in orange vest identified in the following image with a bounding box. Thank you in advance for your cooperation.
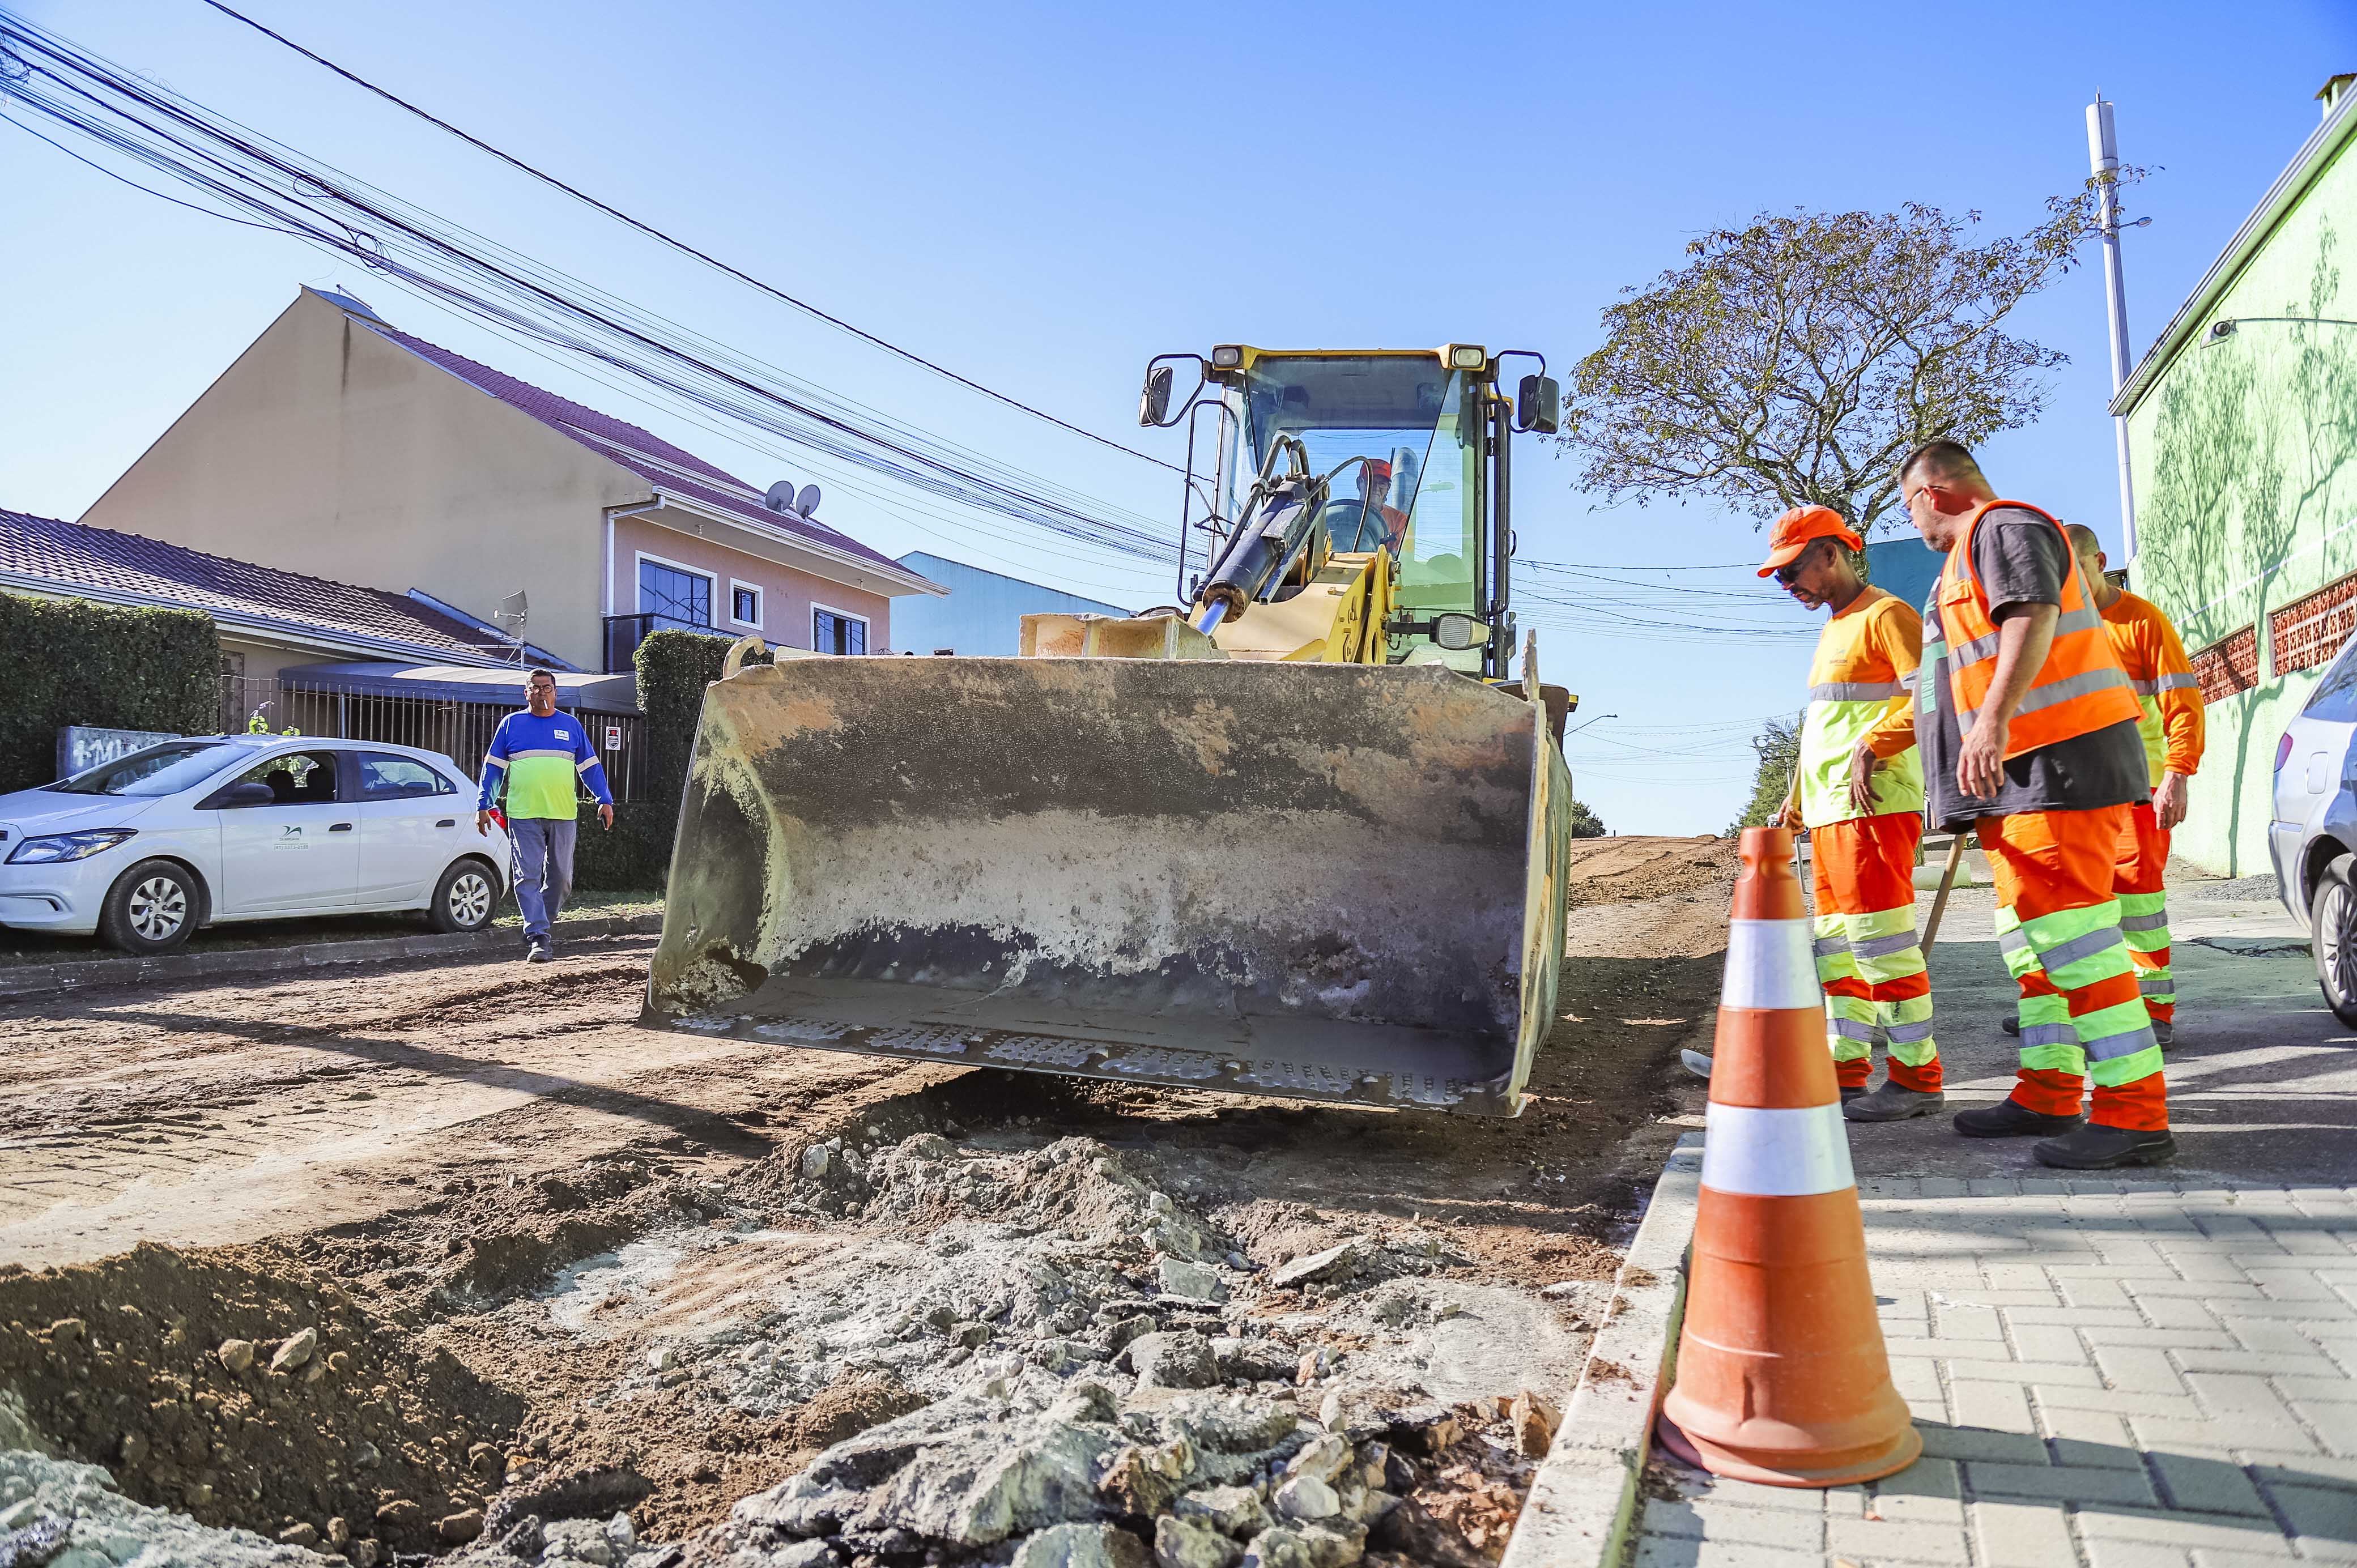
[1758,505,1942,1122]
[2067,522,2202,1041]
[1857,440,2166,1168]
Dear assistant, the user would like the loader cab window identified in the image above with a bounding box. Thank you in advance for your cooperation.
[1220,355,1487,672]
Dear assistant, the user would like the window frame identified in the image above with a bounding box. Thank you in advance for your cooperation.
[354,750,457,801]
[635,550,718,628]
[811,601,871,656]
[728,578,764,630]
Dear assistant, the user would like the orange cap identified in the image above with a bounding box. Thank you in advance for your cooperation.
[1758,506,1865,577]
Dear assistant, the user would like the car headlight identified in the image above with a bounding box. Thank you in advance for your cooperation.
[7,829,136,864]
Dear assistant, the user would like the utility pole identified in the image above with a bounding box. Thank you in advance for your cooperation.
[2088,95,2138,566]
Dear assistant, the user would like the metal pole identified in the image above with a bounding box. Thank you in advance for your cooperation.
[2088,95,2138,566]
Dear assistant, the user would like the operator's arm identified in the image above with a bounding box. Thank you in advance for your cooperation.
[475,714,511,832]
[1955,604,2058,798]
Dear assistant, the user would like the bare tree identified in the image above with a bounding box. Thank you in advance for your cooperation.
[1559,182,2132,535]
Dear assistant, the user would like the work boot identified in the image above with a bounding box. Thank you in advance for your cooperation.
[1999,1016,2020,1037]
[2152,1019,2175,1047]
[525,938,552,964]
[1954,1099,2083,1138]
[1844,1082,1946,1122]
[2033,1123,2176,1169]
[1840,1084,1868,1104]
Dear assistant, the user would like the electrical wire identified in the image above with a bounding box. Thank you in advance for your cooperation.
[191,0,1184,477]
[0,12,1182,572]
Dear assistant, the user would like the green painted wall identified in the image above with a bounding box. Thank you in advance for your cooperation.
[2128,128,2357,877]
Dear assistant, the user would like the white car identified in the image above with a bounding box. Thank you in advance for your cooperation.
[0,735,511,955]
[2269,634,2357,1022]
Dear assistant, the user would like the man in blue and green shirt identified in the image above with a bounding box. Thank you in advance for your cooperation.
[476,669,614,962]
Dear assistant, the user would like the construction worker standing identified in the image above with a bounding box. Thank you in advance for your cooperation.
[1759,506,1942,1122]
[1882,440,2167,1169]
[2069,523,2202,1042]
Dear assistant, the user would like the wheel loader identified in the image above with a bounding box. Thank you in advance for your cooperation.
[639,346,1577,1115]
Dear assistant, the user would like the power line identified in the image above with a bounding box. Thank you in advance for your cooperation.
[0,14,1181,570]
[191,0,1183,477]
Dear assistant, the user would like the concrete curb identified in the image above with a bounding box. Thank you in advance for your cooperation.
[1500,1132,1700,1568]
[0,911,663,1000]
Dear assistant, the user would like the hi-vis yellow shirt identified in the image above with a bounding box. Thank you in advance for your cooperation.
[1798,585,1925,828]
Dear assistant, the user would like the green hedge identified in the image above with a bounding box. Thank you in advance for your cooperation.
[0,595,219,794]
[569,629,768,892]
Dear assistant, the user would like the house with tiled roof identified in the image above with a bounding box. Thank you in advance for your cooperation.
[80,288,943,678]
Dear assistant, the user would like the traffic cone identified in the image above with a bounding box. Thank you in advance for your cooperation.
[1657,824,1921,1487]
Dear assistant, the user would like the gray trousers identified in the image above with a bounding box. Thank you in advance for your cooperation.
[510,816,577,940]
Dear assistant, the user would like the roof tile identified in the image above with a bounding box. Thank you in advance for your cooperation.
[0,509,525,662]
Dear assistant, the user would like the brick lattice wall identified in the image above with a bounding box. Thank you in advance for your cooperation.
[2270,570,2357,677]
[2192,625,2260,704]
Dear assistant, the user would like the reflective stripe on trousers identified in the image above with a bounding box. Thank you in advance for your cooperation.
[1982,806,2166,1130]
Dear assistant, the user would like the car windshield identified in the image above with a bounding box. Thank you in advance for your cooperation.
[48,740,234,797]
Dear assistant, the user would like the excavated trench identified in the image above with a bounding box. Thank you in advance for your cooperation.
[0,836,1735,1568]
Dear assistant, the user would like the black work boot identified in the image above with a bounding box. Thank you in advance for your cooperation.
[1845,1082,1947,1122]
[2034,1123,2176,1169]
[1999,1016,2021,1037]
[1954,1099,2084,1138]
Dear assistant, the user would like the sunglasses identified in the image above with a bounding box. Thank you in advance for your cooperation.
[1774,558,1807,587]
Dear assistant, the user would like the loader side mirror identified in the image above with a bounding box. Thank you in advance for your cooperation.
[1139,365,1175,428]
[1517,374,1562,436]
[1433,613,1488,651]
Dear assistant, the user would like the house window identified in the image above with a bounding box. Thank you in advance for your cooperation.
[638,557,712,627]
[730,582,763,628]
[814,606,868,656]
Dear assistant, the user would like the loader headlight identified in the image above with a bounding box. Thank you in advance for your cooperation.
[1447,345,1487,369]
[1211,345,1245,368]
[9,829,135,864]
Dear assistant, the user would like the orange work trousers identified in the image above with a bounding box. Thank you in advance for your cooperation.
[1810,813,1939,1092]
[1979,806,2167,1131]
[2114,798,2174,1025]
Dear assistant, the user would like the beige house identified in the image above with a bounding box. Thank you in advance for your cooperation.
[82,287,943,674]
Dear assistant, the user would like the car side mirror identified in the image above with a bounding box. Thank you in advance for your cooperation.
[1433,613,1489,651]
[204,781,278,809]
[1139,365,1174,428]
[1517,374,1562,436]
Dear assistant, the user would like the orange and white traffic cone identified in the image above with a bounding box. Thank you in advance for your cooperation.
[1657,824,1921,1487]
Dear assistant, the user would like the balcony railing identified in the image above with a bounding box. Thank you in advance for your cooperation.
[603,612,729,673]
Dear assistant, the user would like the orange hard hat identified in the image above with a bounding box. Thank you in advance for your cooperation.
[1758,506,1864,577]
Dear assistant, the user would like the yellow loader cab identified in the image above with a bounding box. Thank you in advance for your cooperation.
[641,346,1579,1117]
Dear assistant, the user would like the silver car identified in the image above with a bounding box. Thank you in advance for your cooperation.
[2271,634,2357,1024]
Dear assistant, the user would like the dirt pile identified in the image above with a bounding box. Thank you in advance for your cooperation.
[472,1132,1576,1566]
[0,1246,522,1560]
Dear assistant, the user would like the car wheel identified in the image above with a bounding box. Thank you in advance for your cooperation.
[2313,853,2357,1028]
[99,859,200,955]
[430,858,499,934]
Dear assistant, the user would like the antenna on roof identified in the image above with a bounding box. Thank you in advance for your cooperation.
[492,590,530,665]
[794,484,822,519]
[764,480,799,514]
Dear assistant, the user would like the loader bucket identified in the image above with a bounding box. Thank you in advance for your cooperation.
[641,655,1573,1115]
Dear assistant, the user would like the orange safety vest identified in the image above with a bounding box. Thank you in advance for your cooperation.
[1934,500,2140,759]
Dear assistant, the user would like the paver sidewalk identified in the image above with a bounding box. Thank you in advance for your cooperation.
[1635,1177,2357,1567]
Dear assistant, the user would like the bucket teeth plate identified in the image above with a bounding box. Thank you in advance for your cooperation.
[642,655,1571,1118]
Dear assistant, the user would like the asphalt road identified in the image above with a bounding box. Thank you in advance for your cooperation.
[1840,877,2342,1183]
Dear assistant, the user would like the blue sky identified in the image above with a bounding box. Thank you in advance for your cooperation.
[4,0,2353,832]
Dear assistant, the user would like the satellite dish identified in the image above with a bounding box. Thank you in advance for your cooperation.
[794,484,822,519]
[764,480,799,513]
[493,590,529,664]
